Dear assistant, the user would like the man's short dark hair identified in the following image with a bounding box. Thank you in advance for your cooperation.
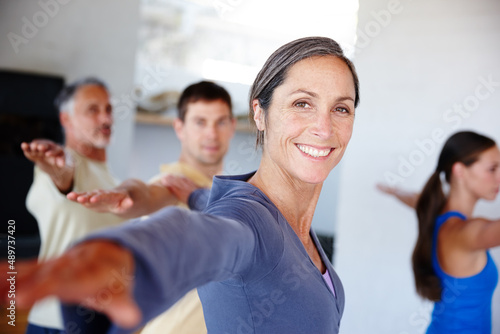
[177,81,232,121]
[55,77,109,113]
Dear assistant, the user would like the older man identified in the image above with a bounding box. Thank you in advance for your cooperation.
[21,77,125,334]
[67,81,236,334]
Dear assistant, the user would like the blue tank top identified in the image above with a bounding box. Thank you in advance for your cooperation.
[426,211,498,334]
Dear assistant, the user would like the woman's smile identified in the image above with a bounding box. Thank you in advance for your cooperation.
[296,144,334,159]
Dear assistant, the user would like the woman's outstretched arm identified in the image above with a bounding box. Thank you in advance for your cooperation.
[2,204,260,333]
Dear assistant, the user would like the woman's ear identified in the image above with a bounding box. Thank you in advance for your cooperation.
[451,161,466,179]
[252,99,265,131]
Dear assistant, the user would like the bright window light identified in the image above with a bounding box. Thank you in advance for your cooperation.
[202,59,260,85]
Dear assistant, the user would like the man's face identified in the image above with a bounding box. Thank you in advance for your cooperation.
[63,84,113,149]
[176,99,235,167]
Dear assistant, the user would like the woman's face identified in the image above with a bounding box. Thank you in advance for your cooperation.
[463,146,500,201]
[256,55,356,185]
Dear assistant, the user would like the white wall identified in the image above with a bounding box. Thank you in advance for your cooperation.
[335,0,500,333]
[0,0,140,180]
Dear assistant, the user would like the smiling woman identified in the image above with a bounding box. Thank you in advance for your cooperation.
[250,55,357,186]
[4,37,359,334]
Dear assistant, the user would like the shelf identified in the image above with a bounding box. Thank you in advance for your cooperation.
[135,112,256,134]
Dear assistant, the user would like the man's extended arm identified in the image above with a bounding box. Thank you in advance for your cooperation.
[21,139,74,194]
[160,174,208,211]
[67,179,181,219]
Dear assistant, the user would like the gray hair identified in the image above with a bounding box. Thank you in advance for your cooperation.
[249,36,360,147]
[55,77,109,114]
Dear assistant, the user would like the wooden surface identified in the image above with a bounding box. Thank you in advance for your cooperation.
[135,112,256,133]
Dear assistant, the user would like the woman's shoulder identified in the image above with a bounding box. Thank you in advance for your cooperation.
[440,214,499,251]
[436,211,466,223]
[206,173,280,219]
[440,212,491,232]
[206,195,278,226]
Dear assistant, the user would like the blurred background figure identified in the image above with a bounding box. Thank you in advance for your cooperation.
[21,77,125,334]
[66,80,236,334]
[380,131,500,333]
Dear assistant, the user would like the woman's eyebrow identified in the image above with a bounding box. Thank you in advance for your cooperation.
[290,89,318,98]
[291,90,355,103]
[336,96,355,103]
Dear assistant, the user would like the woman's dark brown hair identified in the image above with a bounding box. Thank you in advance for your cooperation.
[413,131,496,301]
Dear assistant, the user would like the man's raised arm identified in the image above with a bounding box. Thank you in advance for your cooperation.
[21,139,74,194]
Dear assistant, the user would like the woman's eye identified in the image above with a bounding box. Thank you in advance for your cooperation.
[334,107,349,113]
[295,102,310,108]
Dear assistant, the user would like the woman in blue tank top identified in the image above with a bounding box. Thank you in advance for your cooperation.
[413,131,500,333]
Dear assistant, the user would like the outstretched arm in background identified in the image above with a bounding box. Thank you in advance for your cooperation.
[21,139,74,193]
[376,183,419,209]
[160,174,207,210]
[67,179,181,219]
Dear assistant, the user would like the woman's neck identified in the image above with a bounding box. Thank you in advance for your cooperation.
[443,186,478,218]
[248,159,327,273]
[248,164,322,240]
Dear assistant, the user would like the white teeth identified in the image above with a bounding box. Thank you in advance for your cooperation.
[297,145,331,158]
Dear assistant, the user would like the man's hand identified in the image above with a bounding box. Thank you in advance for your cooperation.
[0,241,141,329]
[160,174,201,205]
[21,139,66,168]
[67,189,134,215]
[21,139,74,193]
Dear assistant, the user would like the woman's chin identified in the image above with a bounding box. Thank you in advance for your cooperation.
[298,172,330,185]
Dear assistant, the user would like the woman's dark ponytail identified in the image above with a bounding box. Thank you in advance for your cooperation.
[411,131,496,301]
[413,170,446,301]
